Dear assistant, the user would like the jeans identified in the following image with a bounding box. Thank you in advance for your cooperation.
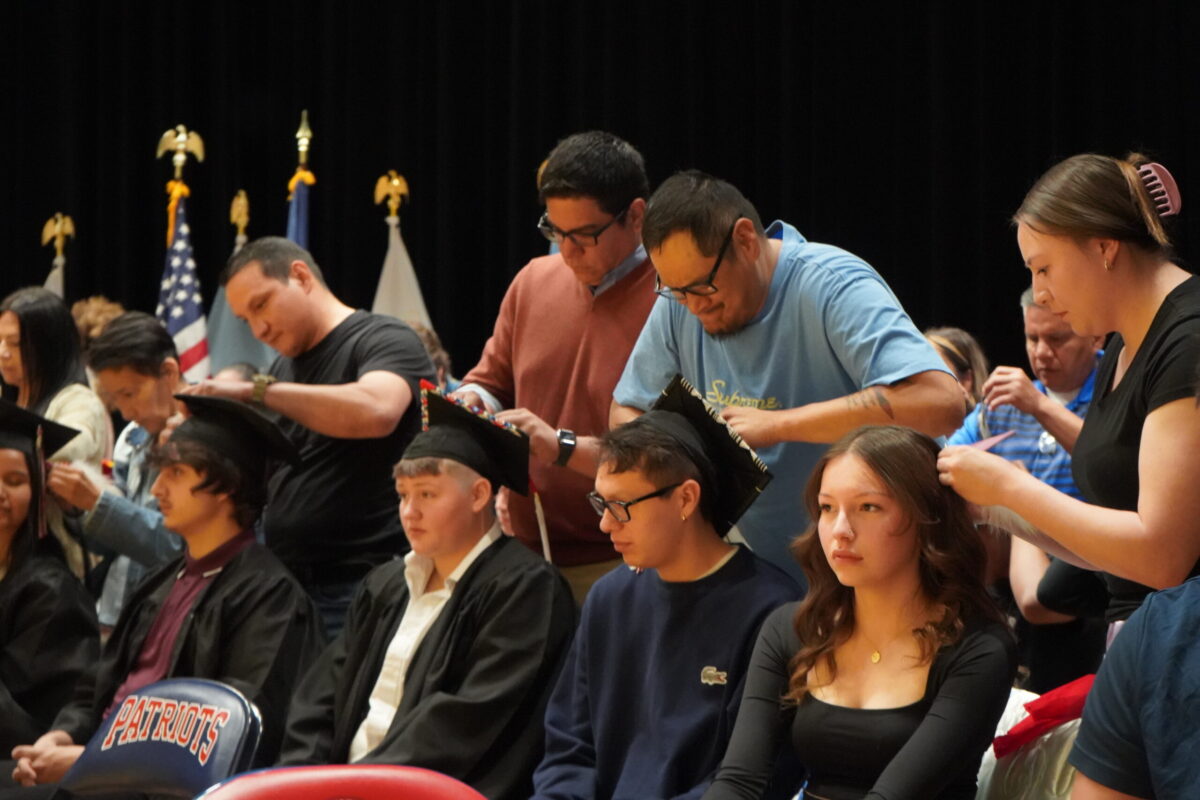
[305,578,363,640]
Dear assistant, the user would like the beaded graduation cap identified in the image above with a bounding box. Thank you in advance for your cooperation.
[642,374,773,535]
[407,380,553,560]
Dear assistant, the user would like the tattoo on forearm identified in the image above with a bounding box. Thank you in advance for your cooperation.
[874,388,895,420]
[846,388,896,420]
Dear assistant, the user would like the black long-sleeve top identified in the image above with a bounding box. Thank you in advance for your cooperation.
[703,603,1016,800]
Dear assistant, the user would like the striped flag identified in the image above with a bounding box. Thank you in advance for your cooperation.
[156,198,210,381]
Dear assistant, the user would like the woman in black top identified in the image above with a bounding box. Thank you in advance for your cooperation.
[938,153,1200,624]
[704,426,1015,800]
[0,401,99,757]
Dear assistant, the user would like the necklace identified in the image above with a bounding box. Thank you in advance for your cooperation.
[860,627,916,665]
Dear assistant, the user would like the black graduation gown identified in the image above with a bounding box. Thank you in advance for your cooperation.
[52,542,325,766]
[279,535,576,800]
[0,556,98,754]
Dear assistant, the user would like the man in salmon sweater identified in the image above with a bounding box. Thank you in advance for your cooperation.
[454,131,655,603]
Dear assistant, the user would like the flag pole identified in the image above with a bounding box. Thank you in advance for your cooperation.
[286,110,316,251]
[41,213,75,297]
[288,110,316,200]
[156,124,204,246]
[371,170,432,329]
[154,124,210,382]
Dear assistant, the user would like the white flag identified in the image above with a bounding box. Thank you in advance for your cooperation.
[44,256,65,297]
[371,215,431,329]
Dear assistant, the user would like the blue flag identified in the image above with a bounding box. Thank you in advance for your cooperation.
[207,232,276,374]
[156,198,210,382]
[287,172,313,248]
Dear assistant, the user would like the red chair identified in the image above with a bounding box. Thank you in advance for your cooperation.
[195,765,487,800]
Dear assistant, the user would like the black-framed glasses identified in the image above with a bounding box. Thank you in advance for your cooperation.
[538,206,629,248]
[587,482,682,523]
[654,217,740,301]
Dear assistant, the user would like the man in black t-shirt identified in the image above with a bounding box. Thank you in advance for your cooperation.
[186,236,435,636]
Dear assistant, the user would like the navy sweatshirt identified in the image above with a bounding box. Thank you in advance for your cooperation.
[532,545,800,800]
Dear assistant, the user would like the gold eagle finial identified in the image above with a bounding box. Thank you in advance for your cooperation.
[374,170,410,217]
[156,124,204,179]
[229,190,249,237]
[41,213,75,259]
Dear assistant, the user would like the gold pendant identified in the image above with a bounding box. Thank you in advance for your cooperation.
[870,650,881,664]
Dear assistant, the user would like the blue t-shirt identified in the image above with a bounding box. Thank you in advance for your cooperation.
[613,221,949,583]
[946,355,1100,500]
[1070,575,1200,797]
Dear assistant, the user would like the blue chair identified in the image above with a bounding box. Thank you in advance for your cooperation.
[58,678,261,799]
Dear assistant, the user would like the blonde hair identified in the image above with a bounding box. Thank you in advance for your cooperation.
[925,327,989,406]
[71,296,126,349]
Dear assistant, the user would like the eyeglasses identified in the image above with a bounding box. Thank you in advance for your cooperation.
[654,218,739,301]
[587,483,682,523]
[538,206,629,248]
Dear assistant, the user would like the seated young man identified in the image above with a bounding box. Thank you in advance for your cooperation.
[9,395,325,788]
[279,390,576,800]
[531,376,801,800]
[1069,574,1200,799]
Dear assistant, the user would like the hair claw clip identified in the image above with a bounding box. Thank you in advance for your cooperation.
[1138,162,1182,217]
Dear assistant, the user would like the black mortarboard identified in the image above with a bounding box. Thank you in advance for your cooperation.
[0,397,81,538]
[402,382,531,495]
[641,374,772,535]
[170,395,300,474]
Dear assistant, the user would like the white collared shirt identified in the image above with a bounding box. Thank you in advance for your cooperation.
[348,523,502,762]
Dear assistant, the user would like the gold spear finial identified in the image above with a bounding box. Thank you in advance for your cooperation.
[156,124,205,179]
[296,110,313,167]
[374,170,410,217]
[41,213,76,259]
[229,190,249,237]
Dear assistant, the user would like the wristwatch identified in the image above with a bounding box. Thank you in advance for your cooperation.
[250,373,278,407]
[554,429,577,467]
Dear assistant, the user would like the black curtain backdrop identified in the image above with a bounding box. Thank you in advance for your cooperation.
[3,1,1198,375]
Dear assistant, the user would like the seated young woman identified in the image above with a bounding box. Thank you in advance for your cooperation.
[0,399,99,760]
[703,425,1017,800]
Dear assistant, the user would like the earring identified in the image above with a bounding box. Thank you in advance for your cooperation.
[1104,259,1113,271]
[680,512,688,521]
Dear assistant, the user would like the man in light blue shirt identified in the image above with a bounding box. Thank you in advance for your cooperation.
[612,171,962,583]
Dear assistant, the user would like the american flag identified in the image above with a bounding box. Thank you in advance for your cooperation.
[156,197,210,381]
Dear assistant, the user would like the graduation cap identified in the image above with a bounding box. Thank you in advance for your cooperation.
[640,374,773,535]
[402,382,554,561]
[0,396,81,538]
[404,382,531,495]
[169,395,300,475]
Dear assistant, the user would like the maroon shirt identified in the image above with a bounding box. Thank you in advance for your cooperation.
[103,530,254,719]
[460,253,657,566]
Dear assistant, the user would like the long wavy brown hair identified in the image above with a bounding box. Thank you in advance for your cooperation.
[784,425,1004,704]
